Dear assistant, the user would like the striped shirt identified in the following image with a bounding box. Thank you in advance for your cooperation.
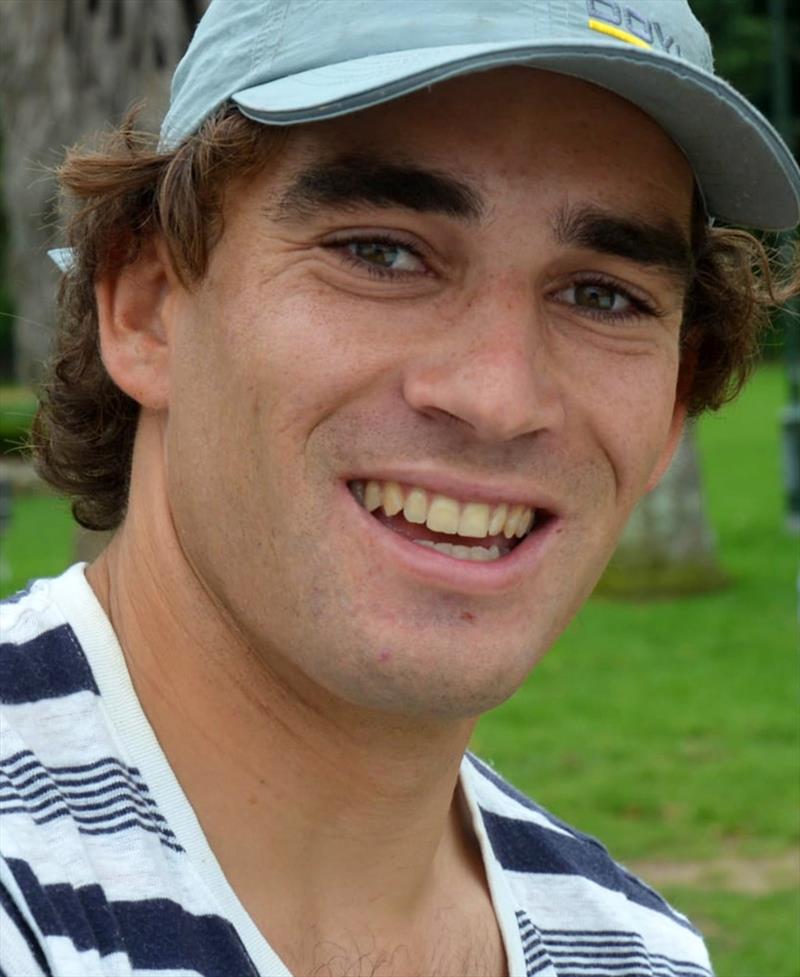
[1,565,713,976]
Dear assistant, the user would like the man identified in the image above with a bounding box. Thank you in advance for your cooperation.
[1,1,798,975]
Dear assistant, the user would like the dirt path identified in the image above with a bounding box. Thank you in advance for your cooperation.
[629,847,800,895]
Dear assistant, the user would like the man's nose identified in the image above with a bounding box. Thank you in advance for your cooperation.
[402,282,565,442]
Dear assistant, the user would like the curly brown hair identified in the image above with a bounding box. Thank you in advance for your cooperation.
[32,104,799,532]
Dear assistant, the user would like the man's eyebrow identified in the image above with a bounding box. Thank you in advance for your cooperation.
[552,204,694,286]
[269,153,486,223]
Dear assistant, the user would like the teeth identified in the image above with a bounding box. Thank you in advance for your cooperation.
[404,487,428,524]
[516,509,534,538]
[426,495,460,534]
[471,545,501,562]
[488,503,508,536]
[359,479,535,542]
[383,481,404,516]
[364,480,382,512]
[503,504,526,539]
[414,540,502,561]
[458,503,490,538]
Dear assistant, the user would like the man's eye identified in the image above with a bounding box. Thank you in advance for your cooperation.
[341,239,425,275]
[568,282,629,311]
[555,279,655,318]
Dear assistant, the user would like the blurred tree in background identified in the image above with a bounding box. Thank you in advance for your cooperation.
[0,128,13,381]
[693,0,799,153]
[602,0,799,594]
[0,0,209,384]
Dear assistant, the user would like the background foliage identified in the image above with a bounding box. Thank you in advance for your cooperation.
[692,0,798,150]
[0,129,14,382]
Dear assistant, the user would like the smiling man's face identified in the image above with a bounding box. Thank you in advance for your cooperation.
[160,68,693,719]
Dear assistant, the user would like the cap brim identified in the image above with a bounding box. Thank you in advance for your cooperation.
[233,40,800,231]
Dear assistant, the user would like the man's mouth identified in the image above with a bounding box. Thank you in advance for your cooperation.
[348,479,545,563]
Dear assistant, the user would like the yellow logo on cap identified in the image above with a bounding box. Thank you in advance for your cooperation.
[588,17,652,48]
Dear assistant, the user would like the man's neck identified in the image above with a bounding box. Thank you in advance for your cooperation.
[86,473,503,973]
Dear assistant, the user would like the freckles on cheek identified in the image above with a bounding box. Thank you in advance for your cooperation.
[593,345,678,419]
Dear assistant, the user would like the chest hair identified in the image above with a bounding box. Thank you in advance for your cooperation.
[285,909,508,977]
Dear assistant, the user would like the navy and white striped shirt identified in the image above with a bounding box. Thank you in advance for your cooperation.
[1,565,713,976]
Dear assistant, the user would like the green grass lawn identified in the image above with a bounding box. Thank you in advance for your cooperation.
[0,383,36,455]
[1,492,75,594]
[661,885,799,977]
[1,365,798,974]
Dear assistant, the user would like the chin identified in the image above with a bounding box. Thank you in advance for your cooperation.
[310,630,543,722]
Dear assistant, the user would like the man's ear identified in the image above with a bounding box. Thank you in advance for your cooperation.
[95,236,181,410]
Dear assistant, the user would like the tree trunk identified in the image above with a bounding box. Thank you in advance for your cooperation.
[0,0,207,384]
[597,422,727,599]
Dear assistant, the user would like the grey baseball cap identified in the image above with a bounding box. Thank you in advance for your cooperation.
[157,0,800,232]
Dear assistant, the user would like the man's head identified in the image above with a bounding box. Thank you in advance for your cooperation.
[35,1,799,718]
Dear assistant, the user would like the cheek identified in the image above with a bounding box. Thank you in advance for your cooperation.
[162,292,273,554]
[243,285,414,437]
[568,342,681,499]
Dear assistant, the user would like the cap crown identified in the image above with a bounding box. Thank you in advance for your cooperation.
[163,0,713,146]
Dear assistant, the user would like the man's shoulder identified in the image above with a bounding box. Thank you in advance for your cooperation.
[0,566,173,845]
[464,753,714,974]
[1,567,101,706]
[464,751,671,902]
[0,566,146,850]
[0,570,259,977]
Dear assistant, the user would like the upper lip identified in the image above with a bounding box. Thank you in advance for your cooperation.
[345,468,558,514]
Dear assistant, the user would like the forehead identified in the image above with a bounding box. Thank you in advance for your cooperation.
[273,67,694,227]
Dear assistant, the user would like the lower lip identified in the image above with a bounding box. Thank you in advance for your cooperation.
[341,483,560,595]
